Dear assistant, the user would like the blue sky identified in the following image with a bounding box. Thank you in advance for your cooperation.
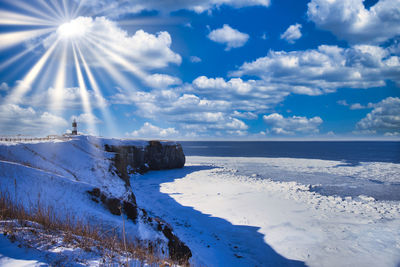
[0,0,399,139]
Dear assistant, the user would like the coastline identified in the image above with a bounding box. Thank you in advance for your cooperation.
[132,156,400,266]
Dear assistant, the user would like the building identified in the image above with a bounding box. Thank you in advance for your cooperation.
[72,119,78,135]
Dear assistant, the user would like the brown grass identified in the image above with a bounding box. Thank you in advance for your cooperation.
[0,190,174,266]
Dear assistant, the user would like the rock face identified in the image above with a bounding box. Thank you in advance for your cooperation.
[96,140,190,264]
[87,187,138,222]
[104,140,185,186]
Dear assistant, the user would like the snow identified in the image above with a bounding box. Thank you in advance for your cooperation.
[200,156,400,185]
[0,234,47,267]
[0,136,167,265]
[1,137,399,266]
[132,156,400,267]
[0,220,144,266]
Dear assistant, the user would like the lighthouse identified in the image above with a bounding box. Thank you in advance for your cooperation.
[72,119,78,135]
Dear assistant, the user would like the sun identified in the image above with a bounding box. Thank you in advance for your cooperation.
[0,1,143,136]
[57,17,92,39]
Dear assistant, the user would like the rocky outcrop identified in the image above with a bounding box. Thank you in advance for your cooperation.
[88,140,191,264]
[87,187,192,265]
[141,210,192,265]
[87,188,138,222]
[104,140,185,185]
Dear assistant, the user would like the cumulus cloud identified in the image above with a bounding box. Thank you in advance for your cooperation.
[71,113,102,124]
[280,23,302,43]
[263,113,323,135]
[350,103,366,110]
[350,103,373,110]
[338,100,375,110]
[307,0,400,44]
[232,45,400,94]
[111,86,253,136]
[193,76,252,94]
[144,74,182,88]
[356,97,400,135]
[127,122,178,139]
[232,111,258,119]
[78,0,270,16]
[44,17,181,70]
[0,104,68,136]
[190,56,202,63]
[208,24,249,51]
[384,132,400,136]
[111,41,398,137]
[191,76,290,111]
[337,100,349,106]
[0,82,9,91]
[261,33,268,40]
[26,87,108,110]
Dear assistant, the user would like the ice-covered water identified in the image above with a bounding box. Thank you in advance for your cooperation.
[181,142,400,201]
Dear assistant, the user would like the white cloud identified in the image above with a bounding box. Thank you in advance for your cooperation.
[232,45,400,94]
[193,76,252,94]
[177,113,248,133]
[44,17,181,70]
[225,118,248,130]
[337,100,349,106]
[350,103,374,110]
[144,74,182,88]
[384,132,400,136]
[326,131,335,136]
[338,100,375,110]
[0,104,68,136]
[111,86,253,136]
[263,113,323,135]
[232,111,258,119]
[0,82,9,91]
[79,0,270,16]
[109,39,398,138]
[350,103,366,110]
[43,16,182,95]
[71,113,102,124]
[356,97,400,135]
[190,56,202,63]
[26,87,108,110]
[127,122,178,139]
[191,76,291,111]
[280,23,302,44]
[208,24,249,51]
[261,33,267,40]
[307,0,400,44]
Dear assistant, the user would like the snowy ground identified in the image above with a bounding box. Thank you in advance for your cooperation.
[0,136,168,265]
[132,156,400,267]
[1,137,399,266]
[0,220,143,266]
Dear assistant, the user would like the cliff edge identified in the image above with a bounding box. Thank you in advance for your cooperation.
[0,135,191,264]
[104,140,185,185]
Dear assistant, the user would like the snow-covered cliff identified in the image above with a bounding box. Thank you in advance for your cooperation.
[0,135,191,264]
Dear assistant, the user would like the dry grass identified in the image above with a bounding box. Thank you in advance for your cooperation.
[0,190,175,266]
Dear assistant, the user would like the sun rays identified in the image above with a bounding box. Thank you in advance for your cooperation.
[0,0,151,136]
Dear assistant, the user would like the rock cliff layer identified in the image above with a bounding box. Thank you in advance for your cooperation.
[104,140,185,185]
[101,140,191,263]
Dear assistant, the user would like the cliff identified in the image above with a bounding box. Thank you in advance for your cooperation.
[104,140,185,185]
[0,136,191,264]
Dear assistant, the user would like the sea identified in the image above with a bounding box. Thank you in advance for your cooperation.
[181,141,400,201]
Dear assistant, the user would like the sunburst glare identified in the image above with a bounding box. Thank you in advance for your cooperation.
[57,17,91,39]
[0,0,158,136]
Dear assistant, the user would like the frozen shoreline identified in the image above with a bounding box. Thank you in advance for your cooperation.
[132,156,400,266]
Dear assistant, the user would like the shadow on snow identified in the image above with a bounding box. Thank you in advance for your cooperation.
[133,165,306,267]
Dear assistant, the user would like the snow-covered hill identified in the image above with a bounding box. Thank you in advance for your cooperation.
[0,135,190,265]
